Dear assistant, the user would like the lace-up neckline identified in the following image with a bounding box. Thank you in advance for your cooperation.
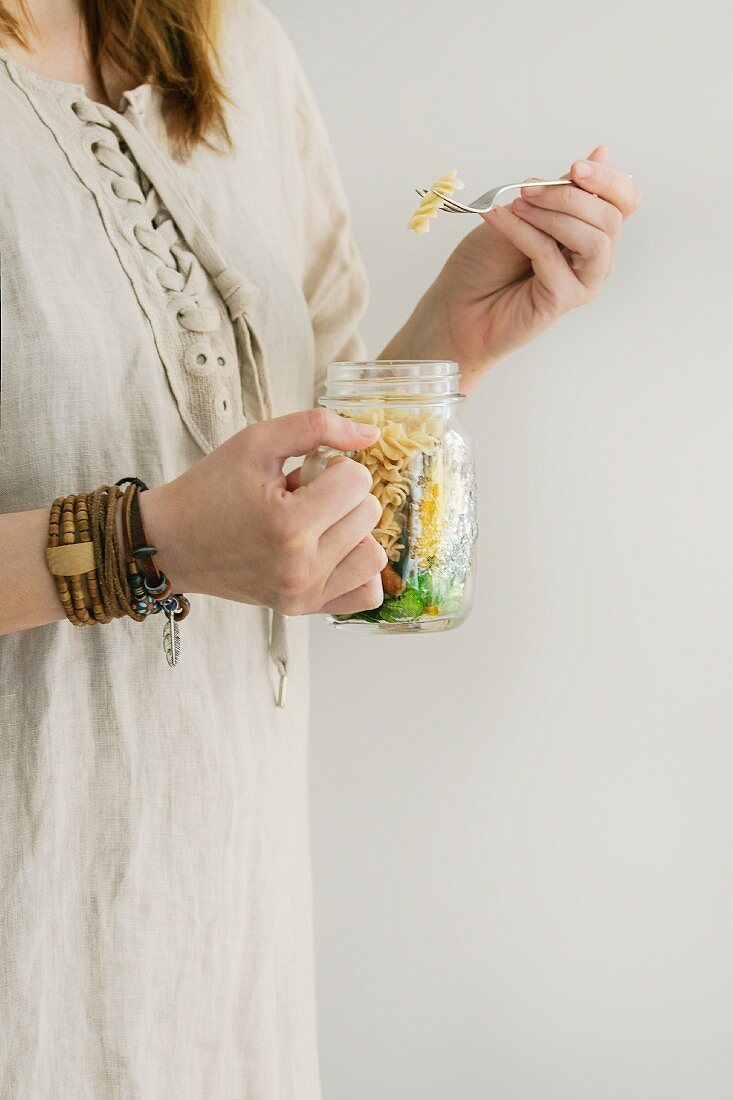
[70,95,221,336]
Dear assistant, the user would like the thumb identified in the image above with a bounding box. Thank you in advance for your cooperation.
[588,144,612,165]
[560,146,612,182]
[255,407,380,469]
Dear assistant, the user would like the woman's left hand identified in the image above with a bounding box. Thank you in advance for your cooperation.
[389,147,642,391]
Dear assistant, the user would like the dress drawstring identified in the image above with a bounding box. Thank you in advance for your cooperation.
[269,612,289,709]
[107,103,290,707]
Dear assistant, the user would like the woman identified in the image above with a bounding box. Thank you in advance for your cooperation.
[0,0,642,1096]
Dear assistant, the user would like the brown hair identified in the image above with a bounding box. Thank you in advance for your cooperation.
[0,0,231,156]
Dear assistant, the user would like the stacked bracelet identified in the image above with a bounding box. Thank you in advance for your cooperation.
[45,479,190,666]
[119,482,157,616]
[116,477,190,666]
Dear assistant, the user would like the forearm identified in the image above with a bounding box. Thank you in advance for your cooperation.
[0,508,66,635]
[0,497,129,636]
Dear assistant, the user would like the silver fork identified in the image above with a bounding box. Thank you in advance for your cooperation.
[415,178,572,215]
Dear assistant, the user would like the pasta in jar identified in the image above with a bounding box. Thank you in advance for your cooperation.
[314,361,478,633]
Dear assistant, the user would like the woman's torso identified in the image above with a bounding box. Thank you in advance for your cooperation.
[0,2,367,1096]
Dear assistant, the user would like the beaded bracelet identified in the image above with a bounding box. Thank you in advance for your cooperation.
[47,496,85,626]
[75,493,109,623]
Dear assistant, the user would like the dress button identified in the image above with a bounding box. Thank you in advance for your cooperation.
[184,342,217,377]
[215,351,237,376]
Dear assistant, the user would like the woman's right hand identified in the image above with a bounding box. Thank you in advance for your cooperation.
[139,408,388,616]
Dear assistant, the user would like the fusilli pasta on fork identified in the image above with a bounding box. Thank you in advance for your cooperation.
[408,169,465,235]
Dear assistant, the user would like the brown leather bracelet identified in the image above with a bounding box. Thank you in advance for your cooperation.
[115,478,191,621]
[124,481,172,601]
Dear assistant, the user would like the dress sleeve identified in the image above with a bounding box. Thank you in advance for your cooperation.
[289,51,370,398]
[233,1,370,398]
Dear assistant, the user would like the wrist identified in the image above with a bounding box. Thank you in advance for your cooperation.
[380,279,502,394]
[138,484,192,594]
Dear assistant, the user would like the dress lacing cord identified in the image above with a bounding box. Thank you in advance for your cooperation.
[71,95,290,708]
[72,97,219,336]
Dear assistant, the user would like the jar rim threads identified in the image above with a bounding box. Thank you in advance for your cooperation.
[321,359,465,404]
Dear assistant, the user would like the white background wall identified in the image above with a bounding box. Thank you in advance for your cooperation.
[268,2,732,1096]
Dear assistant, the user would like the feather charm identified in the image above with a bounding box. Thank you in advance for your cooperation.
[163,609,181,667]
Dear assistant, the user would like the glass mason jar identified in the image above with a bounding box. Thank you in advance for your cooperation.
[302,360,478,633]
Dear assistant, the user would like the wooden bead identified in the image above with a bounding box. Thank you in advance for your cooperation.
[70,579,91,622]
[48,498,81,625]
[55,578,81,626]
[61,494,77,545]
[73,492,109,624]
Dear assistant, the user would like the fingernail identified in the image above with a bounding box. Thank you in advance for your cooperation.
[513,198,529,212]
[354,421,379,437]
[522,185,543,197]
[574,161,592,178]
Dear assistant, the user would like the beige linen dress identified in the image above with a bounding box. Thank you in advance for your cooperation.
[0,1,368,1096]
